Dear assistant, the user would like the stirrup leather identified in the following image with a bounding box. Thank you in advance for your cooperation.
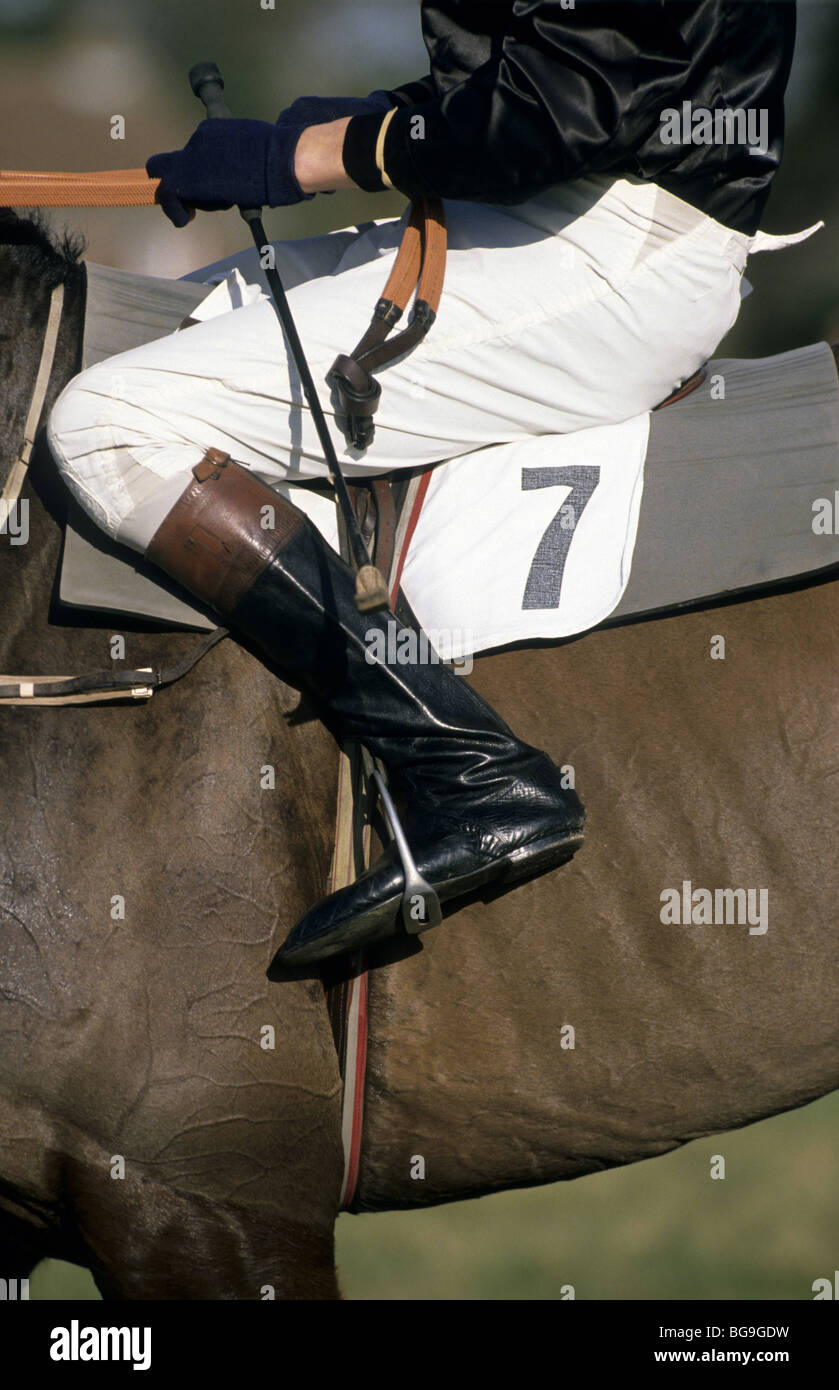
[328,198,447,451]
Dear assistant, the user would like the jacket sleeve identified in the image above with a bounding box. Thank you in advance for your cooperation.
[385,75,438,108]
[343,2,692,203]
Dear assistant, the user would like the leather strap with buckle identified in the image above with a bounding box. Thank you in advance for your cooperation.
[328,197,447,451]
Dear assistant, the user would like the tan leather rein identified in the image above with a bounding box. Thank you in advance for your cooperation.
[0,168,160,206]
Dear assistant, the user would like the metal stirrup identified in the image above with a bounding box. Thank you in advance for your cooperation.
[360,749,443,935]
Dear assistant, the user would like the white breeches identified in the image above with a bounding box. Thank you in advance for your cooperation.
[48,173,754,553]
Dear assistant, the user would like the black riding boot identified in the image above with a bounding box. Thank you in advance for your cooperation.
[146,450,585,967]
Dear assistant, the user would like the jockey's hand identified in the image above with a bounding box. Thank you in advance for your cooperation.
[146,117,313,228]
[275,91,394,127]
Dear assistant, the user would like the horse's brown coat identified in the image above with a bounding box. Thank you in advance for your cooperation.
[0,215,343,1296]
[359,578,839,1208]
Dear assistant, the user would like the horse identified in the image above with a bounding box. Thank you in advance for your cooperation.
[1,207,837,1298]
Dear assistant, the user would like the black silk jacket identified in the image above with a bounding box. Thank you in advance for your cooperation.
[343,0,796,235]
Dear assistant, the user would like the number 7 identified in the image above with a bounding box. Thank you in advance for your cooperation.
[521,465,600,610]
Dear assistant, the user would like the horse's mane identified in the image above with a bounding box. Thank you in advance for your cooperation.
[0,206,85,288]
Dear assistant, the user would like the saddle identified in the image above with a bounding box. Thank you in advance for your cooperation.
[6,219,836,695]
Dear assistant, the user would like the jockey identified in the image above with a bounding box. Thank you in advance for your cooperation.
[47,0,797,968]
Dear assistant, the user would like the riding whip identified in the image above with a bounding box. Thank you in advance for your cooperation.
[188,60,389,613]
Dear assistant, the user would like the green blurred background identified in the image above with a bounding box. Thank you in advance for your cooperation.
[2,0,838,1299]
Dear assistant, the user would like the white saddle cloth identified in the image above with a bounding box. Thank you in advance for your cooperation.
[400,422,649,657]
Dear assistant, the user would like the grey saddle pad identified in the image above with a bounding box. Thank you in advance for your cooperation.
[58,260,839,635]
[59,262,217,630]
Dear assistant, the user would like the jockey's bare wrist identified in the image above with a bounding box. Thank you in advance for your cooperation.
[294,117,359,194]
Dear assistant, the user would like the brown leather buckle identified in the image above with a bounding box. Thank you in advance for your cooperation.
[192,447,231,482]
[327,356,382,452]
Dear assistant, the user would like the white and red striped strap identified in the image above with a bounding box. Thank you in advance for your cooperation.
[333,466,434,1210]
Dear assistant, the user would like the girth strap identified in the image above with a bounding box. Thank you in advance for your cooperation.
[325,466,435,1210]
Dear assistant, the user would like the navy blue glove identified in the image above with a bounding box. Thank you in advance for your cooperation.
[146,118,312,228]
[275,91,394,127]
